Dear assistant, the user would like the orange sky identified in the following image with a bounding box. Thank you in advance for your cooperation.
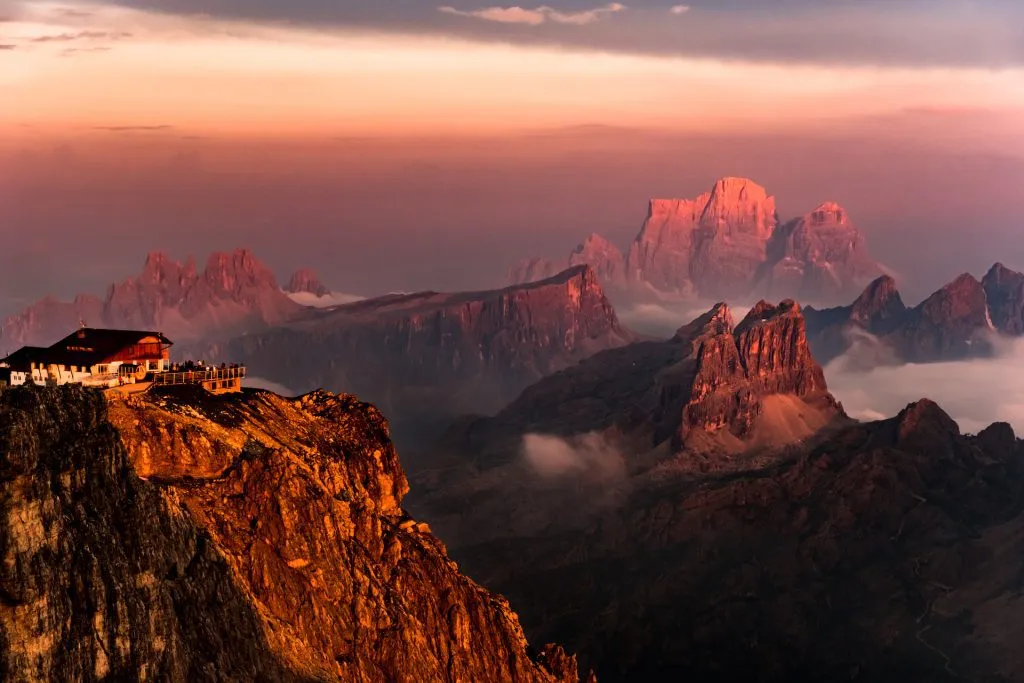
[3,1,1024,139]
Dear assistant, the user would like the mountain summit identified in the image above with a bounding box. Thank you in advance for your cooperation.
[0,248,300,353]
[510,177,884,306]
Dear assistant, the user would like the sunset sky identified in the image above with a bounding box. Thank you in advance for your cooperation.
[2,0,1024,309]
[3,0,1024,135]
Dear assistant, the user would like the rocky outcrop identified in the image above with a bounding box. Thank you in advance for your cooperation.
[438,399,1024,682]
[804,274,910,364]
[625,177,777,298]
[667,300,834,449]
[0,294,104,356]
[659,177,778,299]
[509,257,560,286]
[215,265,636,447]
[510,235,625,290]
[758,201,883,302]
[983,262,1024,335]
[0,385,586,683]
[285,268,329,298]
[567,234,625,288]
[508,178,883,306]
[887,273,994,361]
[0,249,300,354]
[411,300,842,546]
[805,268,1023,366]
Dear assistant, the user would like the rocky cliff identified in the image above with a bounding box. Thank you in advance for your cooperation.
[629,177,778,299]
[758,201,883,302]
[0,249,300,354]
[509,258,560,287]
[568,234,625,289]
[983,262,1024,335]
[0,385,588,683]
[508,178,883,306]
[516,297,835,452]
[216,265,636,449]
[804,274,910,364]
[410,299,842,548]
[888,273,994,361]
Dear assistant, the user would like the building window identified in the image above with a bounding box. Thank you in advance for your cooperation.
[97,365,108,375]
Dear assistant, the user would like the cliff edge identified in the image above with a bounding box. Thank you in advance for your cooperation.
[0,385,587,682]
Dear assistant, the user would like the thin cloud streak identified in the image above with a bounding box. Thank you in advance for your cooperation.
[438,3,626,26]
[31,30,131,42]
[92,124,175,131]
[61,46,112,55]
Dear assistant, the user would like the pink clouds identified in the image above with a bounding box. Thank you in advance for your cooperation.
[437,3,626,26]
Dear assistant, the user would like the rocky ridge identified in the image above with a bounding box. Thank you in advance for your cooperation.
[0,384,589,682]
[805,262,1024,365]
[0,249,300,354]
[284,268,330,298]
[215,265,636,448]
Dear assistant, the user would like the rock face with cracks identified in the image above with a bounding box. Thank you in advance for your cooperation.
[0,385,587,683]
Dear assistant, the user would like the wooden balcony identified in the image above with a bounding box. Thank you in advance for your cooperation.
[153,366,247,393]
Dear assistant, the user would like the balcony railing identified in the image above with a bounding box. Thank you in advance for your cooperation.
[153,367,247,386]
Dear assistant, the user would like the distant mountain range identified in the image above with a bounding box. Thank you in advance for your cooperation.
[805,262,1024,365]
[0,249,303,354]
[510,177,885,306]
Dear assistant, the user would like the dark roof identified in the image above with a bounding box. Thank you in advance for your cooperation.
[1,329,173,370]
[1,346,49,371]
[50,328,172,354]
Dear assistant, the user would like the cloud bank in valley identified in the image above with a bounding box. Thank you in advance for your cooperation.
[825,337,1024,435]
[522,431,625,480]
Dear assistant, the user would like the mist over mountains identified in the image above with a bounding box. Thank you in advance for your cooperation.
[4,117,1023,312]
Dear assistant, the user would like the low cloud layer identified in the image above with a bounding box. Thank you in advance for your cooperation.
[522,431,625,480]
[825,337,1024,435]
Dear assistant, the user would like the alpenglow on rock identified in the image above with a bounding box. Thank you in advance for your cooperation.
[758,201,883,302]
[509,177,884,306]
[0,248,301,353]
[0,385,590,683]
[628,177,778,299]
